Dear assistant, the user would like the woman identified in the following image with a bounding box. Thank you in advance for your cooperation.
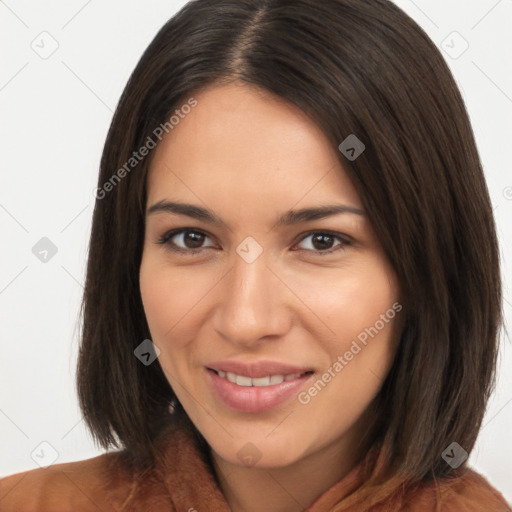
[1,0,509,510]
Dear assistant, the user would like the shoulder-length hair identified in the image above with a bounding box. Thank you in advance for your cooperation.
[77,0,502,484]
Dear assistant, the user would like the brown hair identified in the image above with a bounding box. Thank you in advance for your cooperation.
[77,0,502,485]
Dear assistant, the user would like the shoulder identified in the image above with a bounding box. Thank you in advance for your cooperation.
[0,451,138,511]
[401,467,511,512]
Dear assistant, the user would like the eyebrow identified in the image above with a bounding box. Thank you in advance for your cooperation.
[147,200,365,228]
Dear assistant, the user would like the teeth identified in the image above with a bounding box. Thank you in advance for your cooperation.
[236,375,252,387]
[270,375,284,385]
[215,371,304,387]
[252,376,270,386]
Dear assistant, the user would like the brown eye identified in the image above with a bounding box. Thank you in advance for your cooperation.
[179,230,206,249]
[158,229,215,252]
[295,232,350,255]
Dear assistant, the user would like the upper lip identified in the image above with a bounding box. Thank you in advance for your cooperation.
[207,360,314,378]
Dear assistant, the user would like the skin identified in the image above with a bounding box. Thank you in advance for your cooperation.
[139,82,402,512]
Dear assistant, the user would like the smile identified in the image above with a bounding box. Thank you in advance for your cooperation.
[214,369,309,387]
[206,362,314,413]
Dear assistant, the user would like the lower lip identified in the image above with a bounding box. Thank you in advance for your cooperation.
[206,369,313,413]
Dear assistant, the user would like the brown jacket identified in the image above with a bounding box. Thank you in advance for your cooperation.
[0,424,510,511]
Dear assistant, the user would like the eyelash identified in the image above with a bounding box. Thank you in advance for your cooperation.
[156,228,351,256]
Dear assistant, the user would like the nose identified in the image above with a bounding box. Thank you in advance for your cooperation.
[212,249,291,348]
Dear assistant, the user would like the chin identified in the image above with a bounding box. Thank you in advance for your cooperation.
[208,432,310,470]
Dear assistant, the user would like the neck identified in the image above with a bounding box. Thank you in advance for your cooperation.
[209,425,370,512]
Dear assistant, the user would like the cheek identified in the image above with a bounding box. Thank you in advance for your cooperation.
[314,260,400,390]
[139,257,202,387]
[300,259,399,341]
[343,276,397,343]
[341,300,398,395]
[139,255,205,342]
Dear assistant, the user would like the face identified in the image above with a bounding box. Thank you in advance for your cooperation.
[140,82,402,469]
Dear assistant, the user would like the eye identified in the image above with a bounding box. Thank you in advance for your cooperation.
[156,228,351,255]
[294,231,350,255]
[157,228,216,253]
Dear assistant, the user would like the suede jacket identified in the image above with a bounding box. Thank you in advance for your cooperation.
[0,423,510,511]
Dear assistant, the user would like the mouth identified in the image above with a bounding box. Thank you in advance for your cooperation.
[205,361,314,413]
[209,368,313,387]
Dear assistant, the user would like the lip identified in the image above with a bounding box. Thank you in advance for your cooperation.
[205,360,314,413]
[207,360,313,378]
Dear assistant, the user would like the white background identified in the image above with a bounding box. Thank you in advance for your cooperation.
[1,0,511,503]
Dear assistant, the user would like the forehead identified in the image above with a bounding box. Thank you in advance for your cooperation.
[147,83,362,212]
